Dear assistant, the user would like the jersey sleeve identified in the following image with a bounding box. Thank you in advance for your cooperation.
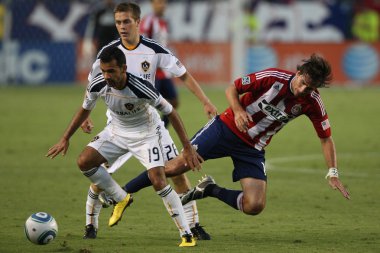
[82,88,98,111]
[88,58,101,83]
[234,73,263,94]
[83,69,103,110]
[306,91,331,138]
[157,52,187,77]
[152,95,173,116]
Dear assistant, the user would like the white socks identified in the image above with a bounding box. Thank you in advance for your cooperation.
[180,196,199,228]
[83,166,126,202]
[157,185,191,236]
[85,186,102,228]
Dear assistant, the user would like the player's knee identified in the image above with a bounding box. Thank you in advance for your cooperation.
[150,176,167,191]
[148,168,167,191]
[77,154,91,171]
[243,199,265,215]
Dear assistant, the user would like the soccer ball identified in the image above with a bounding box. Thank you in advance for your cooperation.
[24,212,58,245]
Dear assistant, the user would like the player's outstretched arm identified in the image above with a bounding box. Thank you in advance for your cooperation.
[46,108,91,159]
[327,176,350,199]
[178,71,218,118]
[320,136,350,200]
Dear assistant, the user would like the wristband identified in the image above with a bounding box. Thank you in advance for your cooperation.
[325,168,339,179]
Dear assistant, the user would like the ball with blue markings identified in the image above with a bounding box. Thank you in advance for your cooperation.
[24,212,58,245]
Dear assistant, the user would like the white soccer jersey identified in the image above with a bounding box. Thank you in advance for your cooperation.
[88,36,186,85]
[83,72,173,136]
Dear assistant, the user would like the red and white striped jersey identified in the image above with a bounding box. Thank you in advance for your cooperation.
[139,13,169,79]
[140,13,169,47]
[220,68,331,151]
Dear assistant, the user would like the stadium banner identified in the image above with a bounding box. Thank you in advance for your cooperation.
[247,42,380,86]
[169,42,231,86]
[162,41,380,86]
[9,0,88,41]
[0,41,76,85]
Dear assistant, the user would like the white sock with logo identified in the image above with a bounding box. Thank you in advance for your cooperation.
[179,195,199,228]
[157,185,191,237]
[83,166,126,202]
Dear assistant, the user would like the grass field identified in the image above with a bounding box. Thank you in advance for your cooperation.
[0,85,379,253]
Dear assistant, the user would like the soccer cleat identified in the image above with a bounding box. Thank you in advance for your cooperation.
[108,193,133,227]
[181,175,216,205]
[83,224,97,239]
[99,191,115,208]
[191,223,211,240]
[178,233,197,247]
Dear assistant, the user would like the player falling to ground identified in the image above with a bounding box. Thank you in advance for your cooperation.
[46,46,200,247]
[107,54,349,223]
[80,2,216,240]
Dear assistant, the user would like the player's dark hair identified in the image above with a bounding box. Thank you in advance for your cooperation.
[114,2,141,20]
[99,46,126,67]
[297,53,332,88]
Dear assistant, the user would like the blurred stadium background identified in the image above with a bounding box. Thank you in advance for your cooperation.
[1,0,380,87]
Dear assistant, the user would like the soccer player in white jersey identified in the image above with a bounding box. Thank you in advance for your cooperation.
[80,2,216,240]
[139,0,177,128]
[47,46,200,246]
[117,54,350,223]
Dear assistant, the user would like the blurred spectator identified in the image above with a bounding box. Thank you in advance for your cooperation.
[352,0,380,42]
[243,0,259,43]
[89,0,120,53]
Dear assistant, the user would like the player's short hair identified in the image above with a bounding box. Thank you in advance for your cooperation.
[99,46,126,67]
[297,53,332,88]
[114,2,141,20]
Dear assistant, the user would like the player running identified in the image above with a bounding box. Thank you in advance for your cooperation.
[47,46,199,246]
[80,2,216,240]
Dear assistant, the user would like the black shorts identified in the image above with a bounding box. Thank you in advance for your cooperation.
[191,116,267,182]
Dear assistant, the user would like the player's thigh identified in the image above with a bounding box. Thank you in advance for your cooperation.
[87,128,128,166]
[147,166,168,191]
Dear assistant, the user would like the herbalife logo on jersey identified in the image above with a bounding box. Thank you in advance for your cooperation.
[258,100,289,123]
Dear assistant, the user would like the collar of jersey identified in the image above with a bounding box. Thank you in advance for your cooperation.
[121,35,142,51]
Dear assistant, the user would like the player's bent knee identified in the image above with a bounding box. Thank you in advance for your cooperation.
[243,201,265,215]
[150,177,167,191]
[77,154,92,171]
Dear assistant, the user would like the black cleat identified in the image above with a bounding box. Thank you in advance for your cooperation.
[181,175,216,205]
[191,223,211,240]
[83,224,97,239]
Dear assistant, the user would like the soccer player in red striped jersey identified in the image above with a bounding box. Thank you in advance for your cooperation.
[122,54,350,219]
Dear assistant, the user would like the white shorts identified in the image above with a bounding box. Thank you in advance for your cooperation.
[87,122,178,170]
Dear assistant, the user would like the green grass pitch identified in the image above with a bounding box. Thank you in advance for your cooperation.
[0,85,379,253]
